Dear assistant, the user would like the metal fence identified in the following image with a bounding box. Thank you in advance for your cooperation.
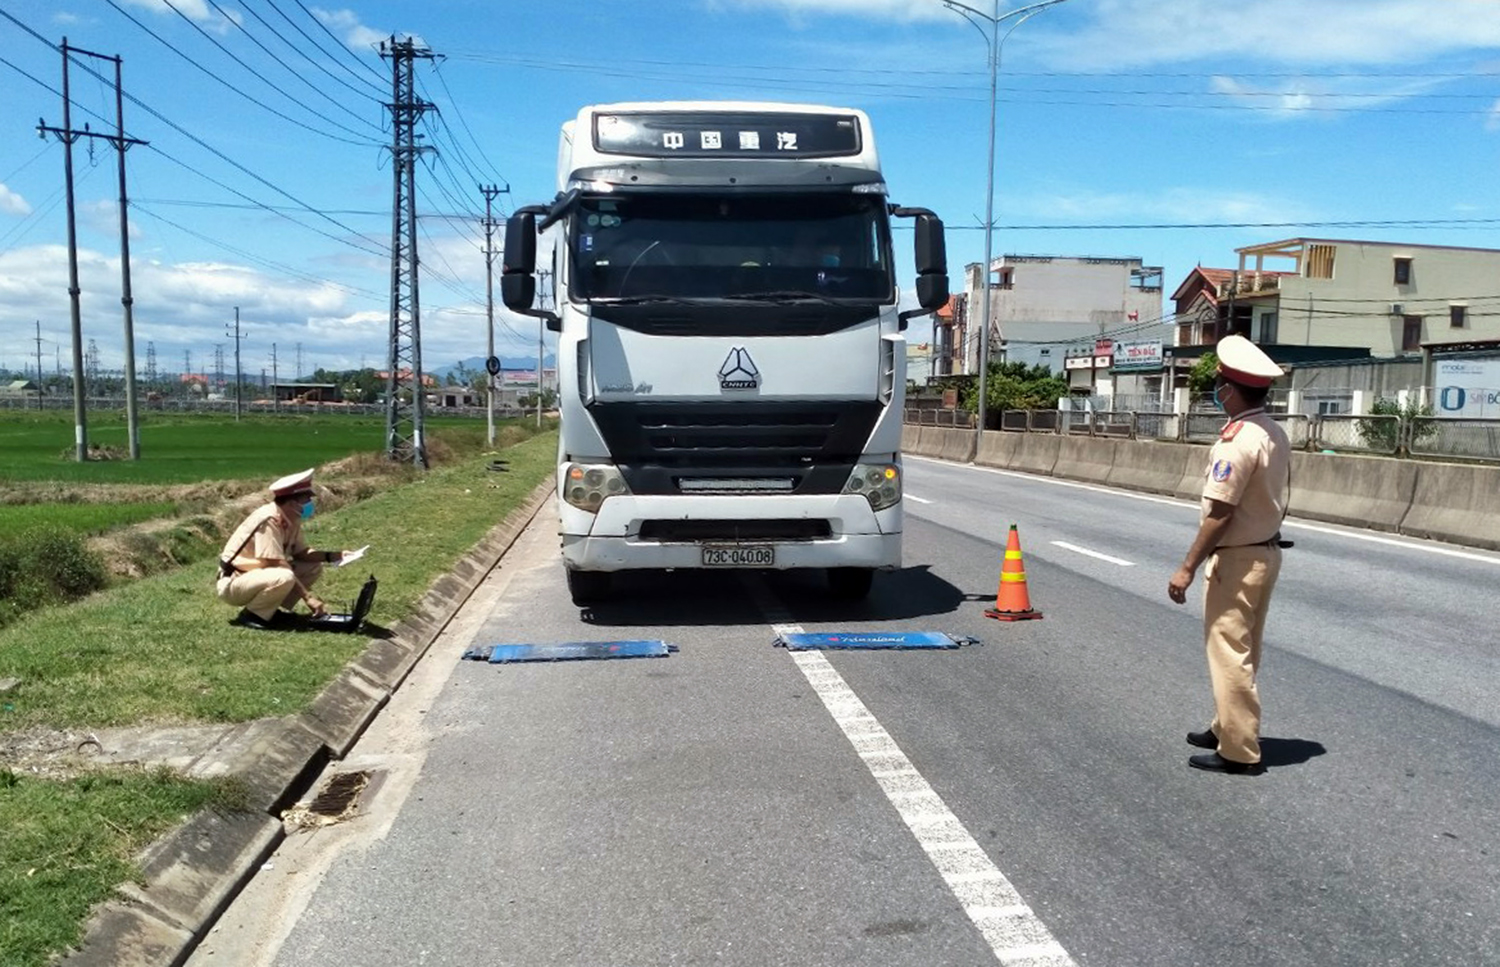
[902,407,974,428]
[905,407,1500,463]
[1409,418,1500,461]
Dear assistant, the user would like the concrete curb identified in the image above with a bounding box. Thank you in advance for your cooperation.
[60,479,556,967]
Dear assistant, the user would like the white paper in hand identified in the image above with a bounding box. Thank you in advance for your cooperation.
[336,544,370,568]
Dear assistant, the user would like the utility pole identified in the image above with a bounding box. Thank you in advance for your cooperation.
[295,341,303,382]
[271,342,279,413]
[536,268,552,429]
[227,307,243,421]
[183,349,192,399]
[481,183,502,446]
[38,39,88,460]
[214,343,225,399]
[34,320,44,393]
[86,338,99,393]
[34,321,44,411]
[38,41,147,459]
[145,341,157,384]
[380,36,435,468]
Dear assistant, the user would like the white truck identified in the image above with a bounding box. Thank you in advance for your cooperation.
[501,101,948,603]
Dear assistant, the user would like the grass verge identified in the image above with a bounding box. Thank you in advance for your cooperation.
[0,430,557,966]
[0,769,246,967]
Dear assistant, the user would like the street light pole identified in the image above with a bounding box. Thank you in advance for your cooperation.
[941,0,1070,446]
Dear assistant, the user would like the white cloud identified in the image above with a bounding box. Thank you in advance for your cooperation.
[1488,98,1500,132]
[0,184,32,218]
[714,0,949,20]
[312,7,419,52]
[1041,0,1500,69]
[1014,186,1311,226]
[117,0,238,32]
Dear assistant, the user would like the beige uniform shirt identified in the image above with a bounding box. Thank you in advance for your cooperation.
[1201,408,1291,548]
[219,503,305,569]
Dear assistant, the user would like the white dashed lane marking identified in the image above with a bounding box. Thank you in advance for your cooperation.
[1050,540,1135,566]
[773,622,1078,967]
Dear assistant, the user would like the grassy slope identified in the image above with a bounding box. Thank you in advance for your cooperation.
[0,432,557,967]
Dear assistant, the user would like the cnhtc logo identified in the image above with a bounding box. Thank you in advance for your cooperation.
[718,347,760,390]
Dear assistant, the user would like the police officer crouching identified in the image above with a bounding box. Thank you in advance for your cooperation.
[1168,335,1292,775]
[216,469,349,631]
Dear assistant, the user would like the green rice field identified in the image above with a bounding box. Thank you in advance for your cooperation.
[0,410,487,485]
[0,502,179,536]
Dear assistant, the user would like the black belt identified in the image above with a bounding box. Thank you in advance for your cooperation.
[1219,532,1294,550]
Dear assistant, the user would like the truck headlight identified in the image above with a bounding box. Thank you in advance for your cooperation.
[843,463,901,511]
[562,462,630,513]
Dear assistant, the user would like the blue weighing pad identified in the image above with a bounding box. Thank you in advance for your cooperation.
[774,631,975,651]
[462,640,676,663]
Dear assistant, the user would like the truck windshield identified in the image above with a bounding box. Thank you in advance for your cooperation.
[570,193,893,302]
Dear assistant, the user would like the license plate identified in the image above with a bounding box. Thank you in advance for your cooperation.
[701,545,774,567]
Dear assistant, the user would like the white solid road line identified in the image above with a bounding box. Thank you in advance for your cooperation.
[1050,541,1135,566]
[772,621,1079,967]
[905,494,933,504]
[906,454,1500,567]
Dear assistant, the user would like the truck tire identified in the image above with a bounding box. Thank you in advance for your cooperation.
[827,567,874,600]
[566,569,612,605]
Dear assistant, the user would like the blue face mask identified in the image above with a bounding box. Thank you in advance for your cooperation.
[300,499,315,520]
[1212,384,1229,411]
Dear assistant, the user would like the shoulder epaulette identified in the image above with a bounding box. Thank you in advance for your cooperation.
[1220,421,1244,441]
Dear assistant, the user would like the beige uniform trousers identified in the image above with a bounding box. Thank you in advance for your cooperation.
[216,560,323,620]
[1203,544,1282,764]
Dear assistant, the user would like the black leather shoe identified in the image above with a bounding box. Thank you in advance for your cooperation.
[1189,752,1265,775]
[233,609,295,631]
[1186,729,1217,749]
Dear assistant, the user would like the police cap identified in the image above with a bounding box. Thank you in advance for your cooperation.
[269,468,315,499]
[1216,334,1283,388]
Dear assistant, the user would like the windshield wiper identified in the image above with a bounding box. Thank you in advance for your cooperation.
[722,290,859,305]
[590,295,697,306]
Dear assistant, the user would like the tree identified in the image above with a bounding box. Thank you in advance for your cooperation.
[1189,352,1219,395]
[1358,396,1436,452]
[964,361,1068,415]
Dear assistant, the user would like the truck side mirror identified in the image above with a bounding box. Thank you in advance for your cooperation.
[913,213,949,311]
[501,209,561,330]
[500,212,537,313]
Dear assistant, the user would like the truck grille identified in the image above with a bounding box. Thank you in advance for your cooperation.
[590,401,881,495]
[639,519,832,542]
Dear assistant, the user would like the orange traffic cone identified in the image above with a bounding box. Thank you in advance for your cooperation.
[985,524,1043,621]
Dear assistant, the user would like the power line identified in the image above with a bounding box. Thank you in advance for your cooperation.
[245,0,386,104]
[292,0,387,84]
[146,0,384,141]
[199,0,381,126]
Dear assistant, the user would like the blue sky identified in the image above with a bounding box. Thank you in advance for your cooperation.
[2,0,1499,379]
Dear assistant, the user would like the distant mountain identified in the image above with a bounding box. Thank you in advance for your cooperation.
[431,354,556,383]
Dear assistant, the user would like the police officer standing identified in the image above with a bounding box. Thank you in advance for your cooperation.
[216,469,348,630]
[1168,335,1291,774]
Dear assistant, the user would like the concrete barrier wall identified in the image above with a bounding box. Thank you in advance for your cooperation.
[931,427,977,464]
[1288,451,1417,533]
[1106,441,1202,497]
[975,430,1020,469]
[901,423,922,456]
[906,423,1500,554]
[1173,445,1212,501]
[1054,437,1118,485]
[1399,463,1500,550]
[1008,433,1061,476]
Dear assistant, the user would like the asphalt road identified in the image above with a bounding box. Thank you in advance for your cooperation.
[192,458,1500,967]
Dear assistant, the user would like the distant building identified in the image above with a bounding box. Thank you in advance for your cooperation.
[268,382,341,403]
[961,255,1164,375]
[1166,238,1500,414]
[1180,237,1500,355]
